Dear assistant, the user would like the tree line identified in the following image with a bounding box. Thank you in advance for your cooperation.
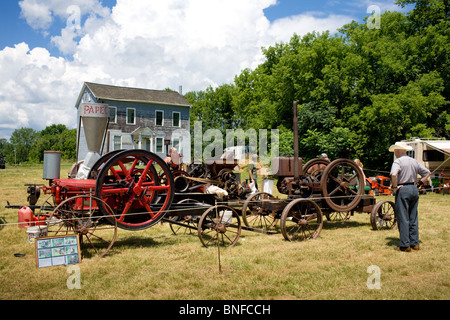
[0,125,76,164]
[185,0,449,171]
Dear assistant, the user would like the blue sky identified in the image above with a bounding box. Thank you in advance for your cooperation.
[0,0,413,139]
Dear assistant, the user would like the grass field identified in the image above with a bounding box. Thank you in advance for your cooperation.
[0,162,449,300]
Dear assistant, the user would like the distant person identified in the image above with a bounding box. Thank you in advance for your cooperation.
[320,153,329,161]
[319,153,330,169]
[248,153,259,191]
[164,147,177,164]
[354,158,367,181]
[165,147,183,170]
[389,142,430,252]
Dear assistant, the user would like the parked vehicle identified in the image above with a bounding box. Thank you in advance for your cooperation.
[366,176,391,196]
[0,153,6,169]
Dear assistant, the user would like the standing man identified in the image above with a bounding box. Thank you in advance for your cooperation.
[389,142,430,252]
[248,153,259,191]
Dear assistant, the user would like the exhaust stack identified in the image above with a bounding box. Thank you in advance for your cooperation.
[293,101,299,181]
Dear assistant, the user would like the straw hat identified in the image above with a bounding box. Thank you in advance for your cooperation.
[389,142,413,152]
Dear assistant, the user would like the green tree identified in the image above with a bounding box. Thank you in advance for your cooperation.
[8,128,39,163]
[188,1,449,170]
[396,0,449,29]
[40,124,68,136]
[59,128,77,160]
[30,125,77,162]
[277,125,294,157]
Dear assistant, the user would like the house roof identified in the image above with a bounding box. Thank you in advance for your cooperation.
[80,82,191,107]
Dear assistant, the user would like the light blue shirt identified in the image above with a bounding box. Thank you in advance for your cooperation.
[390,155,430,184]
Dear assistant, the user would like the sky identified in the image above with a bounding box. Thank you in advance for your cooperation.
[0,0,414,140]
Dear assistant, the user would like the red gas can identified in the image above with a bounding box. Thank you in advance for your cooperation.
[18,206,34,229]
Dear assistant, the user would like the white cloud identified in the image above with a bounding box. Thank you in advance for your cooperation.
[1,0,356,139]
[19,0,109,29]
[350,0,413,13]
[267,12,353,41]
[0,43,87,139]
[19,0,53,30]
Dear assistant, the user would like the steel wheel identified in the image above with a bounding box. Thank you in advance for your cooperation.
[88,149,124,179]
[95,150,174,231]
[303,158,330,183]
[187,161,210,179]
[280,198,323,241]
[35,194,56,221]
[197,205,241,247]
[320,159,364,212]
[370,200,396,230]
[169,199,200,235]
[326,211,352,222]
[241,192,278,229]
[46,195,117,258]
[276,158,330,196]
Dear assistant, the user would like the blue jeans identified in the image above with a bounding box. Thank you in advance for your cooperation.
[395,185,420,248]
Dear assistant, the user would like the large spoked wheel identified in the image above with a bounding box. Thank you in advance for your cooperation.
[46,195,117,258]
[303,158,330,183]
[197,205,241,248]
[276,158,330,196]
[370,200,396,230]
[95,150,174,231]
[280,199,323,241]
[88,149,124,179]
[320,159,364,212]
[241,192,278,230]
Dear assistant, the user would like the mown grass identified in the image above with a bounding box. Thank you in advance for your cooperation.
[0,162,449,300]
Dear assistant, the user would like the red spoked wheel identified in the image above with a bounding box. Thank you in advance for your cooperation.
[95,150,174,231]
[88,149,124,179]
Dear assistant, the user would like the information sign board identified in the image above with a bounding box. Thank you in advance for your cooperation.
[35,235,81,268]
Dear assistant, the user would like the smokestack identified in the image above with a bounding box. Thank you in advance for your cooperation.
[293,101,299,181]
[179,85,183,95]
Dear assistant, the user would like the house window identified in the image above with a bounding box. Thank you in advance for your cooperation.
[173,112,181,127]
[109,106,117,124]
[113,136,122,151]
[156,110,164,126]
[156,137,164,153]
[127,108,136,125]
